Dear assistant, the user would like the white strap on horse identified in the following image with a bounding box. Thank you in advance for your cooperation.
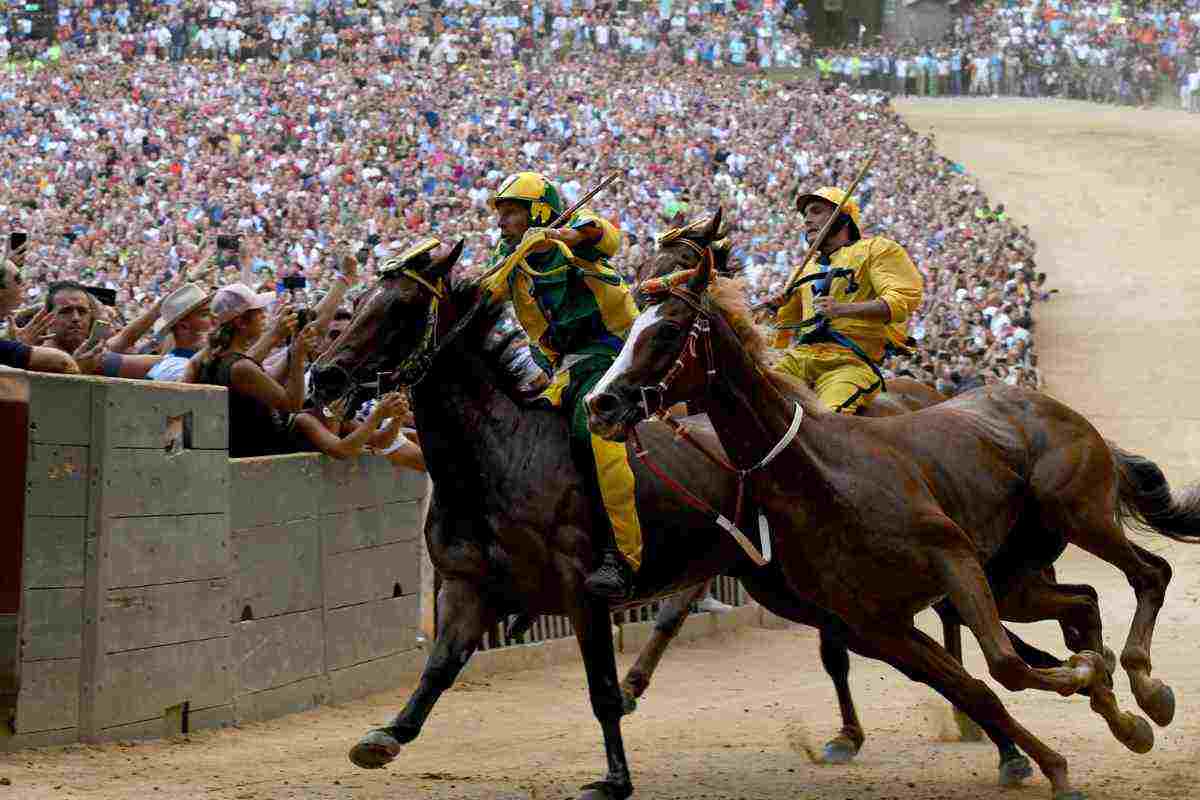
[748,401,804,473]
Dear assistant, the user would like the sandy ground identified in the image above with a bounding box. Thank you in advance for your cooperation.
[4,99,1200,800]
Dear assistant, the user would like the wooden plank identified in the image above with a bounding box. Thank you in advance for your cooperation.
[106,513,229,589]
[15,658,80,732]
[229,454,321,529]
[231,519,321,620]
[0,727,79,750]
[104,449,228,517]
[325,595,421,671]
[235,676,331,724]
[103,580,231,653]
[233,610,324,695]
[320,456,380,514]
[97,380,228,451]
[324,541,422,610]
[25,372,90,446]
[21,588,84,661]
[321,499,423,556]
[24,444,90,517]
[94,637,232,729]
[22,516,86,589]
[374,464,428,505]
[328,648,424,705]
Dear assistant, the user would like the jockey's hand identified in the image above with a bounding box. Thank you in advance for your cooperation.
[520,226,556,251]
[812,296,844,319]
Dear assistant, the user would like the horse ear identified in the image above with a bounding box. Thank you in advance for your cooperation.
[686,241,714,294]
[428,239,464,279]
[699,207,723,243]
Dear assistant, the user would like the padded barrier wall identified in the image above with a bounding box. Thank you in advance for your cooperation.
[1,370,428,749]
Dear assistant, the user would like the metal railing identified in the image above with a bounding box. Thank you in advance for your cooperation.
[476,575,748,652]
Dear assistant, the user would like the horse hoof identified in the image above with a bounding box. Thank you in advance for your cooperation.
[1141,681,1175,728]
[954,709,985,742]
[1053,791,1089,800]
[621,690,638,716]
[579,780,632,800]
[997,754,1033,787]
[348,728,402,769]
[820,736,859,765]
[1119,714,1154,754]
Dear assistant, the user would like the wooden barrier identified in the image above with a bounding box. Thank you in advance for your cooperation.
[1,371,428,750]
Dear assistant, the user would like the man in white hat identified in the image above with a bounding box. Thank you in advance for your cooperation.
[145,283,214,382]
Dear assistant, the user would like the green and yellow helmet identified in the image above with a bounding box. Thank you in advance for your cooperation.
[490,171,564,226]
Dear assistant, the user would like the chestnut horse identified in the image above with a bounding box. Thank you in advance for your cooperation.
[586,209,1200,800]
[620,225,1109,773]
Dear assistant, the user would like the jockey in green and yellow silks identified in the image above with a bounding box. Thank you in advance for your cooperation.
[481,171,643,600]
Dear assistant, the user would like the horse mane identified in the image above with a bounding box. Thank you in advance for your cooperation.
[707,277,769,363]
[705,277,824,408]
[449,278,546,399]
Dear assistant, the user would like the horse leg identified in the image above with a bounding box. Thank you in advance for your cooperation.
[741,572,1025,780]
[1037,447,1177,727]
[348,578,494,769]
[860,622,1085,800]
[1065,527,1175,727]
[572,598,634,800]
[995,570,1114,673]
[817,626,865,763]
[933,602,985,743]
[933,538,1154,756]
[619,582,707,714]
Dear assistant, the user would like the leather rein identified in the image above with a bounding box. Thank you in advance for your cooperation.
[629,239,804,567]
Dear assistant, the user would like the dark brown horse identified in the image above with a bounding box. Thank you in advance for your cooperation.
[310,242,1100,797]
[585,209,1200,800]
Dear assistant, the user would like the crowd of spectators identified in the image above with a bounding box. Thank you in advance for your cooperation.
[1,0,1197,109]
[0,1,1062,457]
[818,0,1200,110]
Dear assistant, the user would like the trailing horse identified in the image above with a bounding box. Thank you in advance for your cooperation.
[585,209,1200,800]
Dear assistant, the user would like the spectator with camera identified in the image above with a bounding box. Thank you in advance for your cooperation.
[1,260,80,374]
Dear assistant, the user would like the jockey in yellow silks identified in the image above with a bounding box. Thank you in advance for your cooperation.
[772,187,923,413]
[480,171,644,600]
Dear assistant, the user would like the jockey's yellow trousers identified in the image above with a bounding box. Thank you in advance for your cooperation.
[775,345,882,414]
[540,354,644,571]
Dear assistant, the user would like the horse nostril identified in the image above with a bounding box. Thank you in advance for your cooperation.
[588,392,620,417]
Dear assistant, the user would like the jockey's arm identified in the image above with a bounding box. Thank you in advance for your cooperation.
[524,220,604,252]
[824,240,923,324]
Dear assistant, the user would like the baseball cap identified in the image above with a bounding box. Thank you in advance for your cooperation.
[211,283,275,325]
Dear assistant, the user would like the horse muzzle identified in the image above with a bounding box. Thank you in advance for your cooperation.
[586,388,644,442]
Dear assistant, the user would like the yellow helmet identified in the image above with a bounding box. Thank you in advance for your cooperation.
[490,171,564,226]
[796,186,861,230]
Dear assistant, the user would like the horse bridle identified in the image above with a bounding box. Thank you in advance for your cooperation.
[630,238,804,567]
[636,240,718,422]
[318,267,484,417]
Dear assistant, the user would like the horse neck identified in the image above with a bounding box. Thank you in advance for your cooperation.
[409,306,546,492]
[702,310,832,479]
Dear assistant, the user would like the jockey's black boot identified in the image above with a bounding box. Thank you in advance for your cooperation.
[584,549,634,601]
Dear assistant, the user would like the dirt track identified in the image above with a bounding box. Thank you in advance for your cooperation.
[4,99,1200,800]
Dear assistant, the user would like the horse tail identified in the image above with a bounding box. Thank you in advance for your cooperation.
[1110,442,1200,544]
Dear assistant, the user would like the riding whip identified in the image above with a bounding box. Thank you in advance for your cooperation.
[756,148,878,313]
[548,171,622,228]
